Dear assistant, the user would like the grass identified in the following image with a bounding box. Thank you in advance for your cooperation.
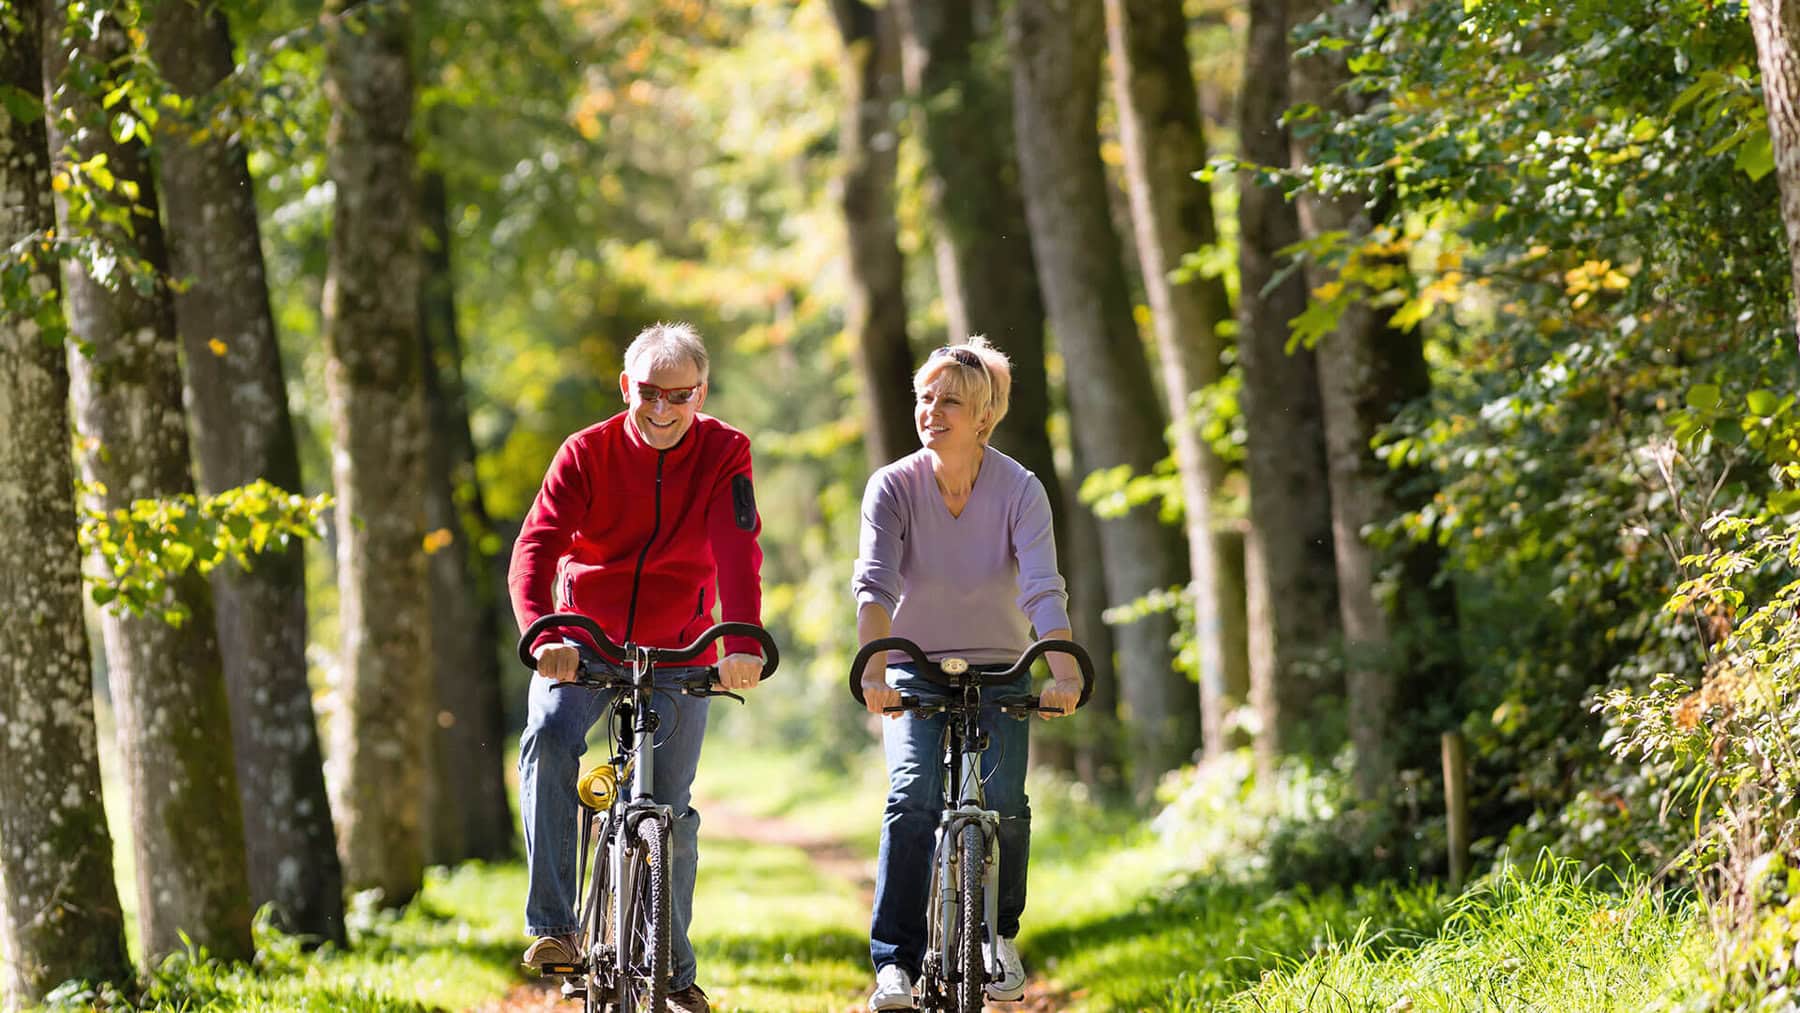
[1217,858,1708,1013]
[48,863,529,1011]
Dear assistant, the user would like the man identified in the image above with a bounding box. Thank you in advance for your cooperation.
[509,322,766,1013]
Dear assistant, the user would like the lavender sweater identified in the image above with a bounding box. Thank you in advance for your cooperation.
[852,448,1071,665]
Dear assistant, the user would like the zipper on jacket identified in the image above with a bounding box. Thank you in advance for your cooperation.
[622,449,665,644]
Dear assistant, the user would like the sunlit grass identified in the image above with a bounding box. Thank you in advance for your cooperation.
[1216,859,1707,1013]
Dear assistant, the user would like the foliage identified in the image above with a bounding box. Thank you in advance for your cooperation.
[1276,0,1796,878]
[1600,503,1800,1002]
[77,479,329,626]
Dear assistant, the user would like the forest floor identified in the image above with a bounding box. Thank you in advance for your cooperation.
[92,720,1711,1011]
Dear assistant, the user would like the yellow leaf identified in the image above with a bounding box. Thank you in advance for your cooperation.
[207,338,228,357]
[422,528,454,554]
[51,172,70,193]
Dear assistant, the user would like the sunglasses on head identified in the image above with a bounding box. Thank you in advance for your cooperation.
[633,381,702,405]
[930,345,985,372]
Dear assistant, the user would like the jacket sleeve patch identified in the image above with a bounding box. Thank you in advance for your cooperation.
[732,474,757,531]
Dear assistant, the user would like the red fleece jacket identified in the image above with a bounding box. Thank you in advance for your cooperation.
[508,411,764,664]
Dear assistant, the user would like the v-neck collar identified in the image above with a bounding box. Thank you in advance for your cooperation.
[931,448,985,521]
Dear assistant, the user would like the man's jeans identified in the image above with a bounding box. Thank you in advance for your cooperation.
[869,665,1031,978]
[519,655,710,991]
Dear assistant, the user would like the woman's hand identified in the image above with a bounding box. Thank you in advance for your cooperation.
[1037,676,1081,719]
[861,657,901,717]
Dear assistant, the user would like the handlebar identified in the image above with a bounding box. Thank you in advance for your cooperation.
[847,635,1095,710]
[517,612,780,681]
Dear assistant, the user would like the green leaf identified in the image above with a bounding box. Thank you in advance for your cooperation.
[1686,384,1722,411]
[1749,390,1781,416]
[1736,130,1775,182]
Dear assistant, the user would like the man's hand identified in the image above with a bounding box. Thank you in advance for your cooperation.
[1037,676,1081,719]
[717,653,764,691]
[861,657,901,717]
[535,643,580,683]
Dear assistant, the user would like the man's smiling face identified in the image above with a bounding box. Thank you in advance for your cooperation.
[620,358,706,450]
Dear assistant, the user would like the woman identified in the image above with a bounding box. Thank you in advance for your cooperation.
[850,337,1083,1010]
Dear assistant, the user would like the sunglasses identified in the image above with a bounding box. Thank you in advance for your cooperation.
[633,381,702,405]
[930,345,986,372]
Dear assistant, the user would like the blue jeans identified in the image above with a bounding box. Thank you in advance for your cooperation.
[519,655,711,991]
[870,665,1031,978]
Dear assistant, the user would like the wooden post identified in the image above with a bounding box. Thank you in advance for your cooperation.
[1442,730,1469,891]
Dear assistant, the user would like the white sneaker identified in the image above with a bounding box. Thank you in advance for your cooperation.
[869,964,916,1010]
[985,935,1025,1001]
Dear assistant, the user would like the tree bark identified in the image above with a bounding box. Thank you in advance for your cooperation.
[146,0,346,943]
[1008,0,1200,798]
[41,0,253,965]
[1236,0,1342,772]
[894,0,1120,781]
[323,0,432,906]
[1290,0,1461,802]
[1752,0,1800,356]
[0,9,133,1001]
[828,0,917,469]
[1103,0,1249,759]
[418,168,514,863]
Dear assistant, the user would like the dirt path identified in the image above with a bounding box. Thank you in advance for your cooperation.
[476,800,1077,1012]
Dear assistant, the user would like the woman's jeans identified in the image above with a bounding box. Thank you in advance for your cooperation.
[518,654,710,991]
[870,665,1031,978]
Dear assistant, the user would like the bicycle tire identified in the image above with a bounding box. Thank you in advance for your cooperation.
[616,816,671,1012]
[581,813,612,1013]
[957,822,986,1013]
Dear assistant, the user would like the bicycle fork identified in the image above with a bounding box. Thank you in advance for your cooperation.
[936,744,1000,987]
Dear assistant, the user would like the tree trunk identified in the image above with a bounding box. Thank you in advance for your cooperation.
[1103,0,1249,759]
[146,0,346,944]
[323,0,432,906]
[41,0,253,965]
[0,10,133,1000]
[828,0,917,469]
[1236,0,1341,774]
[419,168,515,863]
[895,0,1121,782]
[1290,0,1461,803]
[1752,0,1800,356]
[1008,0,1199,799]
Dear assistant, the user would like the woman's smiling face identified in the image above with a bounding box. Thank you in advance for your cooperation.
[915,380,985,454]
[620,358,706,450]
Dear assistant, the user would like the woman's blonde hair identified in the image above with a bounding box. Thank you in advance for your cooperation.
[913,335,1012,445]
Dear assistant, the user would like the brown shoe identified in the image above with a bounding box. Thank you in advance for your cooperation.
[668,982,711,1013]
[522,933,581,971]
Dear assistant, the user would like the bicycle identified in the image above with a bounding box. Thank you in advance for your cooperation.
[848,635,1094,1013]
[518,611,780,1013]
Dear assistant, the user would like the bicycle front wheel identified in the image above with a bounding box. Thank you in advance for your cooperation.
[956,822,986,1013]
[616,816,672,1012]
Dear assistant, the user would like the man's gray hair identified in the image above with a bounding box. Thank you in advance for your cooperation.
[624,322,710,383]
